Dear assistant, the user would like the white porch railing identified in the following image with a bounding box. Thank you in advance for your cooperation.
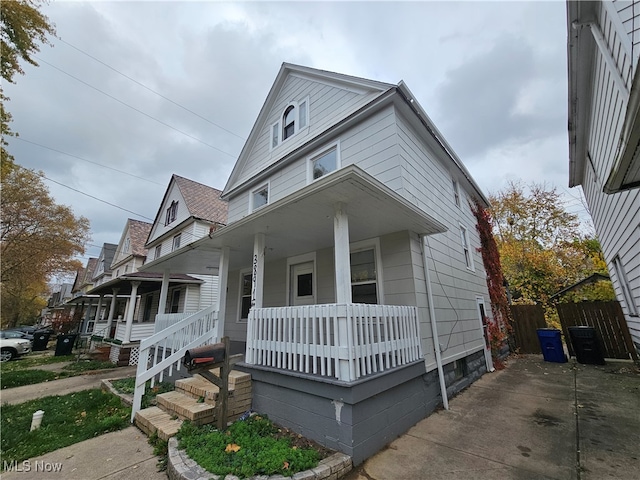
[130,304,220,421]
[91,322,109,337]
[114,322,156,342]
[246,303,422,382]
[154,312,193,334]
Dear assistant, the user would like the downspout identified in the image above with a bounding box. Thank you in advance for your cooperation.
[421,235,449,410]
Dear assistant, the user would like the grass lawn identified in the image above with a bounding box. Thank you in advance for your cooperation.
[0,389,131,468]
[1,359,118,390]
[1,355,75,372]
[176,415,329,478]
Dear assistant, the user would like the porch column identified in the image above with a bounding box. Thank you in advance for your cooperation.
[216,246,230,338]
[334,203,352,304]
[334,203,353,381]
[123,282,140,343]
[158,270,170,315]
[95,294,104,323]
[105,288,119,337]
[85,299,94,333]
[251,233,266,310]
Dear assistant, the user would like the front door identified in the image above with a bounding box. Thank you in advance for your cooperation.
[476,297,494,372]
[290,262,315,306]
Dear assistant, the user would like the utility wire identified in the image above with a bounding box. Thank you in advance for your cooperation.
[39,173,154,222]
[16,137,164,186]
[35,56,238,158]
[58,37,246,141]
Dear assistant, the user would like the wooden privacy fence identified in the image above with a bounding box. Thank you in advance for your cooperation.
[511,304,547,354]
[556,301,638,361]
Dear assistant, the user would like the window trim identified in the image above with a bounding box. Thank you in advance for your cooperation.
[249,182,270,213]
[269,97,310,150]
[459,224,475,271]
[452,178,461,208]
[350,238,384,304]
[612,255,638,316]
[237,269,253,323]
[307,140,341,184]
[165,200,179,226]
[172,233,182,252]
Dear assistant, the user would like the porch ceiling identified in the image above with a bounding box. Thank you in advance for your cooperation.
[140,166,447,275]
[87,272,203,296]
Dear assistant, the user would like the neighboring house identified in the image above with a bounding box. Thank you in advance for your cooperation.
[144,174,228,320]
[92,242,118,288]
[88,176,227,365]
[567,0,640,353]
[68,258,99,334]
[138,63,496,464]
[42,283,74,325]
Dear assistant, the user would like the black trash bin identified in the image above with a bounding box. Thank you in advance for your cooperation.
[568,326,605,365]
[54,333,78,356]
[32,332,51,351]
[536,329,567,363]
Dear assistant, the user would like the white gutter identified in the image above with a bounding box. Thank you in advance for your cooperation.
[421,235,449,410]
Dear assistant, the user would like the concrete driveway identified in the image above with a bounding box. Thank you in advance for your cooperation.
[347,356,639,480]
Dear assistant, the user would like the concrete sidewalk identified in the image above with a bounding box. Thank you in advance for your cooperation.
[346,356,640,480]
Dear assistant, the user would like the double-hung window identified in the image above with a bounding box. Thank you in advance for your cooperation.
[613,256,638,315]
[239,271,252,321]
[165,201,178,225]
[308,143,340,182]
[452,179,460,207]
[172,233,181,251]
[460,225,474,270]
[251,184,269,211]
[350,248,378,304]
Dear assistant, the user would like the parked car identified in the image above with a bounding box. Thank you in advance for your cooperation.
[0,333,32,362]
[3,329,34,341]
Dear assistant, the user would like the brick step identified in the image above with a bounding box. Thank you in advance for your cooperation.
[156,391,216,425]
[134,406,183,441]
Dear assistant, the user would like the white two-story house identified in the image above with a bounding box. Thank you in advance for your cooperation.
[136,63,496,464]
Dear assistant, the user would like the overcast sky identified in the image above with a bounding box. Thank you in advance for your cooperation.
[5,0,586,271]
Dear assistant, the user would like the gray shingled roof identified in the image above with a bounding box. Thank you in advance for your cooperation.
[173,175,228,224]
[128,219,153,257]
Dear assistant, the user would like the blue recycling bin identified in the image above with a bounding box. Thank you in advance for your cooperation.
[536,329,567,363]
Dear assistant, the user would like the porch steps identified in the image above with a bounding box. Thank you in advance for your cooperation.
[134,369,252,438]
[134,406,183,441]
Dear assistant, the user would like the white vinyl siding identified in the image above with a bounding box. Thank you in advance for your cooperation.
[231,74,385,193]
[147,185,189,245]
[575,2,640,346]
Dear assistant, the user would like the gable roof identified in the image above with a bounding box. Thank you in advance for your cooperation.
[173,175,227,223]
[222,63,395,196]
[128,219,153,257]
[146,175,228,245]
[222,63,489,206]
[101,243,118,272]
[72,258,98,293]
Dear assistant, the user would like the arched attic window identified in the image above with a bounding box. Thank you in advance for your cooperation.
[283,105,296,140]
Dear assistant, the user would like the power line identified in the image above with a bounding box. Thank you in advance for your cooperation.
[35,56,238,159]
[38,172,154,222]
[58,37,246,141]
[16,137,165,186]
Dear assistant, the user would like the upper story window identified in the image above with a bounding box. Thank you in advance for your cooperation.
[452,179,460,207]
[154,245,162,260]
[460,225,474,270]
[251,184,269,212]
[612,256,638,316]
[271,98,309,149]
[309,143,339,182]
[165,200,178,225]
[172,233,181,251]
[283,105,296,140]
[123,237,131,253]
